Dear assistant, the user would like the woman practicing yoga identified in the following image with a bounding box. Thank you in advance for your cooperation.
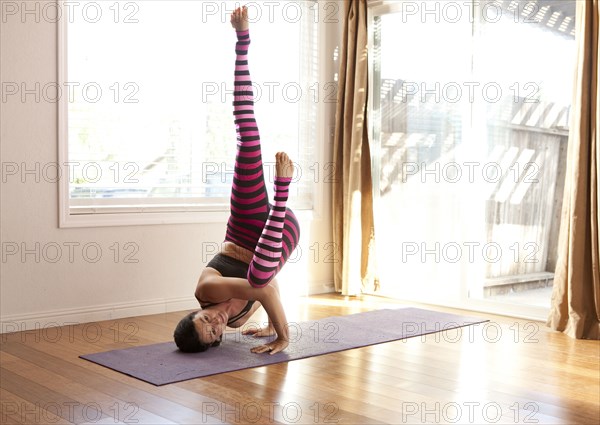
[174,6,300,355]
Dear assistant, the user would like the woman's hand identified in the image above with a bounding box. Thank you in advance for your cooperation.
[250,337,289,355]
[242,325,276,338]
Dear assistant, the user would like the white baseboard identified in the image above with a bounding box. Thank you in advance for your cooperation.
[309,280,336,294]
[0,281,335,333]
[0,297,198,333]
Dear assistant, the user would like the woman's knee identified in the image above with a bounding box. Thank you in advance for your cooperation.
[246,272,271,288]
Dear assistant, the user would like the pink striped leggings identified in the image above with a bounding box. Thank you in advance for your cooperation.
[224,29,300,288]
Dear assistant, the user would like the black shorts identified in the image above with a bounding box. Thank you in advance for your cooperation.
[206,253,249,279]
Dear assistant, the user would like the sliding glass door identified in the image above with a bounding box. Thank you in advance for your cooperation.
[369,0,576,318]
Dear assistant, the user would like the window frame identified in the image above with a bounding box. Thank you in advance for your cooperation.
[57,4,327,228]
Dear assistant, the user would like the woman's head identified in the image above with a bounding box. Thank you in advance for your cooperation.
[173,309,227,352]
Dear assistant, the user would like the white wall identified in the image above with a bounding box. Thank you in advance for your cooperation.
[0,1,342,331]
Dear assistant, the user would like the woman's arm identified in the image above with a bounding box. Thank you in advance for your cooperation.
[196,270,289,353]
[242,278,280,336]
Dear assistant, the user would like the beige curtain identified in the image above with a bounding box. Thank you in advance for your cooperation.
[547,0,600,340]
[332,0,376,295]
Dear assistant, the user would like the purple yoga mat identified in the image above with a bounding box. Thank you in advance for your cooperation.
[80,307,487,386]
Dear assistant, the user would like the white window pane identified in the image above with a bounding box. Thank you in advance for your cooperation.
[66,1,314,209]
[370,0,576,312]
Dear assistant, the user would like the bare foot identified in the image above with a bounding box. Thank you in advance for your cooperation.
[275,152,294,179]
[230,6,249,31]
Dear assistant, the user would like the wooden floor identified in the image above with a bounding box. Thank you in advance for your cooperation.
[1,295,599,424]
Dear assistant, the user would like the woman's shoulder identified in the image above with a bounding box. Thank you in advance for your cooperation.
[195,267,223,303]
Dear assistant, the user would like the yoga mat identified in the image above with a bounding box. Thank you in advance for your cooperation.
[80,308,487,386]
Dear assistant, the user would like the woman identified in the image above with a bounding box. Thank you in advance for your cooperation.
[174,6,300,355]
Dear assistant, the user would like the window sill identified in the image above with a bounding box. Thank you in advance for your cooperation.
[60,205,316,228]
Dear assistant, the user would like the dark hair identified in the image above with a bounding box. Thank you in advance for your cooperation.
[173,311,222,353]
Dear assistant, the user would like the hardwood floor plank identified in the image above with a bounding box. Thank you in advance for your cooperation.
[1,352,176,424]
[0,342,226,424]
[0,387,71,425]
[1,295,598,424]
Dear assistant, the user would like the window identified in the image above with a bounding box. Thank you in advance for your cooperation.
[369,0,576,317]
[59,1,320,227]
